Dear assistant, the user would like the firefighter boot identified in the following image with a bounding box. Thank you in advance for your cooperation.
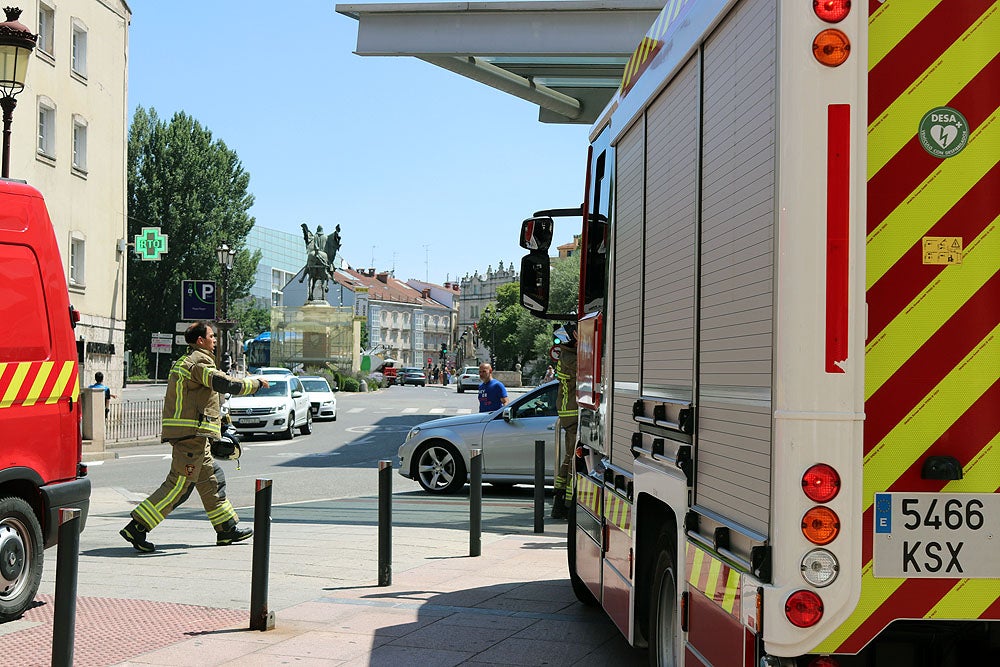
[120,519,155,553]
[551,490,568,520]
[217,524,253,546]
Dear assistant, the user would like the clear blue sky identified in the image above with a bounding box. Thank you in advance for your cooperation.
[128,0,589,285]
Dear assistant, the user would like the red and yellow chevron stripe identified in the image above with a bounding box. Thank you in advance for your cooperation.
[603,490,632,536]
[620,0,695,96]
[819,0,1000,653]
[576,473,602,517]
[0,360,79,408]
[686,543,741,620]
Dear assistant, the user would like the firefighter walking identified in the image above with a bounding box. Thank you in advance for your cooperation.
[120,321,268,553]
[551,323,578,520]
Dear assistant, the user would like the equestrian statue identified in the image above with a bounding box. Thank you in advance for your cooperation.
[299,223,342,301]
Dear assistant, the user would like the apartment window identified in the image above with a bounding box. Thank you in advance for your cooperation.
[71,115,87,172]
[37,4,55,56]
[69,233,86,287]
[37,97,55,158]
[71,19,88,77]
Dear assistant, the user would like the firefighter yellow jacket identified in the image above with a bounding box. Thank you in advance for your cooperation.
[556,345,578,418]
[161,346,262,441]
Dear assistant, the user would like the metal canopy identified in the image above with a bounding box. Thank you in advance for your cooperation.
[335,1,664,124]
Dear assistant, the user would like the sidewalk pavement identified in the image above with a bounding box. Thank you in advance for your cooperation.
[1,486,640,666]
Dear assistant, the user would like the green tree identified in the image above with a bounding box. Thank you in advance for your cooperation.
[479,256,579,377]
[126,107,259,371]
[231,300,271,338]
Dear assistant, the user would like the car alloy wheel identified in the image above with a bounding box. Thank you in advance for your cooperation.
[415,443,466,494]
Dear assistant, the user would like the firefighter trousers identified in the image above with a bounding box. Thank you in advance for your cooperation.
[553,416,578,495]
[131,436,238,533]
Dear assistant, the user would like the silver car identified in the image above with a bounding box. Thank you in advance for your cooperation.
[398,381,558,493]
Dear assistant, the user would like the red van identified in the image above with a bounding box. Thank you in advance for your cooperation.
[0,180,91,621]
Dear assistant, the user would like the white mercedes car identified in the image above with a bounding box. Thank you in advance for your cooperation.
[228,376,312,439]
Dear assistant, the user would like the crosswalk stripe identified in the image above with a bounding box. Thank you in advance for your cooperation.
[402,407,418,413]
[456,409,472,414]
[429,408,445,414]
[348,407,364,413]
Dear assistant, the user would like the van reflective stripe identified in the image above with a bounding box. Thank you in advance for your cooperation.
[0,360,78,409]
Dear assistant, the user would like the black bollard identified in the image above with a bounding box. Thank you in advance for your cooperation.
[51,507,81,667]
[470,448,482,557]
[378,459,392,586]
[250,479,275,631]
[534,440,545,533]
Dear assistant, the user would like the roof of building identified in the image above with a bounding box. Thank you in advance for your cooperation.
[334,268,452,309]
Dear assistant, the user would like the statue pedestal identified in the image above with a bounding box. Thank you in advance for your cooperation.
[271,302,358,373]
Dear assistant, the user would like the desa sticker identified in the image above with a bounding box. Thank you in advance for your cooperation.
[918,106,970,159]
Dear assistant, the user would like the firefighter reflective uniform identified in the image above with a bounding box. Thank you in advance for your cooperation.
[130,347,261,535]
[552,345,578,519]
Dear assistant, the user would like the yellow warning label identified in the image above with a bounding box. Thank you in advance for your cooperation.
[922,237,963,265]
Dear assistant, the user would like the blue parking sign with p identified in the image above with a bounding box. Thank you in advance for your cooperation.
[182,280,217,320]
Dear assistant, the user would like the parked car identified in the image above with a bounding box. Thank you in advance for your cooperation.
[457,366,481,393]
[228,376,312,439]
[255,367,294,376]
[399,367,427,387]
[300,376,337,421]
[398,381,558,493]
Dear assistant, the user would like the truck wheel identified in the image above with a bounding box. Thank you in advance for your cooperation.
[567,487,598,606]
[647,531,679,667]
[0,496,44,622]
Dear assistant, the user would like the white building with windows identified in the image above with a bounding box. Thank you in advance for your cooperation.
[13,1,131,391]
[458,262,518,363]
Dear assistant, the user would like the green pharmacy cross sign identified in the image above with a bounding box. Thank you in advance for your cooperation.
[134,227,169,261]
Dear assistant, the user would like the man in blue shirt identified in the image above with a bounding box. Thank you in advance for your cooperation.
[477,362,508,412]
[88,371,114,418]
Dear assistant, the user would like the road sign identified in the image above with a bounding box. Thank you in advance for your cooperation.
[151,332,173,354]
[182,280,217,320]
[134,227,169,261]
[549,345,561,362]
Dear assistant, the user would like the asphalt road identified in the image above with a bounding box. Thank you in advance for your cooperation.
[91,383,548,533]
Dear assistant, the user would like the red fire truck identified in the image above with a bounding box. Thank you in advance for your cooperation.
[519,0,998,664]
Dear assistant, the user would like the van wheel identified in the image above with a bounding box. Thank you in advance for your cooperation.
[283,413,296,440]
[648,531,679,666]
[300,411,312,435]
[0,496,44,622]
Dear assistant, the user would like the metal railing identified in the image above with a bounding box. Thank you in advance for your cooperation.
[106,399,163,442]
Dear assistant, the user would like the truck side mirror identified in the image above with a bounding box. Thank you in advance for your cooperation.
[519,216,554,251]
[520,251,551,313]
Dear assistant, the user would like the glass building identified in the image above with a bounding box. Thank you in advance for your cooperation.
[245,226,305,308]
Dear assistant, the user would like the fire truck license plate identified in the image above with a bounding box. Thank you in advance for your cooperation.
[873,492,998,578]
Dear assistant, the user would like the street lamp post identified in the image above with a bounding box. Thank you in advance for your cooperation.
[216,242,236,369]
[0,7,37,179]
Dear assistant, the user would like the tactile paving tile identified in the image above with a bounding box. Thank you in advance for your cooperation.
[2,594,247,666]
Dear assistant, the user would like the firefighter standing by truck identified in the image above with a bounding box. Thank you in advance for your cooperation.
[120,321,268,552]
[551,323,577,520]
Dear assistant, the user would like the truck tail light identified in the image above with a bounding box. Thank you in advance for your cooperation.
[785,590,824,627]
[813,0,851,23]
[801,507,840,545]
[802,464,840,502]
[813,29,851,67]
[800,548,839,587]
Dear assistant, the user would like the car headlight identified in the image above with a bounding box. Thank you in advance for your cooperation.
[406,426,421,441]
[321,400,335,407]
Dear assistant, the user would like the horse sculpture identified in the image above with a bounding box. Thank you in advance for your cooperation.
[300,223,341,301]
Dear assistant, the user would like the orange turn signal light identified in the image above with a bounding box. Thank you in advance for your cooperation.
[813,29,851,67]
[801,506,841,545]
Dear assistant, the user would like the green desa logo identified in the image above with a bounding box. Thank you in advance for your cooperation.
[918,106,970,159]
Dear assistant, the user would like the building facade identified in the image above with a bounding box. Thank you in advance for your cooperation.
[13,1,131,392]
[245,225,305,309]
[458,262,519,365]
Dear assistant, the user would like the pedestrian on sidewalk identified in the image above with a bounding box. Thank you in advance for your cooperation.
[88,371,115,418]
[120,321,268,553]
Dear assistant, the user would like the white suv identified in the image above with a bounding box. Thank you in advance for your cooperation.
[228,375,312,439]
[457,366,481,393]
